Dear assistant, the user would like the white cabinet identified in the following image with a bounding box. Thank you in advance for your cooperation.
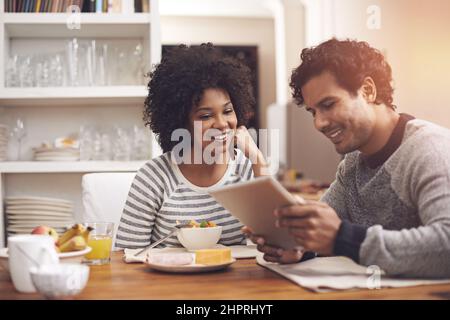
[0,0,162,247]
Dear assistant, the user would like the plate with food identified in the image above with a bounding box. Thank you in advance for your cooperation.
[144,248,236,273]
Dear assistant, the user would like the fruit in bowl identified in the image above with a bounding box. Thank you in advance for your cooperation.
[31,226,59,243]
[0,224,93,273]
[55,224,93,253]
[187,220,217,228]
[177,220,222,251]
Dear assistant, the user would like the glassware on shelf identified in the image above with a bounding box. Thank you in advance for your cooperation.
[6,55,20,87]
[66,38,80,86]
[91,129,113,161]
[97,44,108,86]
[49,54,65,87]
[18,57,34,87]
[7,39,146,88]
[35,56,51,87]
[112,127,131,161]
[87,40,96,86]
[131,125,151,160]
[10,118,27,161]
[79,124,153,162]
[79,125,94,161]
[132,43,145,85]
[0,123,8,162]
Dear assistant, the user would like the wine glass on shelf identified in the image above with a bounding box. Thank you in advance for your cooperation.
[11,118,27,161]
[6,55,19,87]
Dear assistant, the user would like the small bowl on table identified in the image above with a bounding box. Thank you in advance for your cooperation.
[177,226,222,251]
[29,263,90,299]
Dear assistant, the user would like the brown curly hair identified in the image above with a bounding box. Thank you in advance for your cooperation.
[144,43,255,153]
[290,38,395,109]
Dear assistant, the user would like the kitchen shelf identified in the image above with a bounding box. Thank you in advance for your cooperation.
[0,86,148,107]
[2,13,152,24]
[0,161,146,173]
[2,13,152,38]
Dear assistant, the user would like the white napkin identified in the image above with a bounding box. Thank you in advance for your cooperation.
[123,244,259,263]
[256,255,450,293]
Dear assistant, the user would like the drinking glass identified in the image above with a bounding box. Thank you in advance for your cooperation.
[96,43,108,86]
[131,43,145,85]
[11,118,27,161]
[132,125,151,160]
[83,222,114,265]
[66,38,80,86]
[6,55,19,87]
[91,130,112,160]
[49,54,65,86]
[35,55,51,87]
[79,125,94,161]
[18,56,34,87]
[112,127,131,161]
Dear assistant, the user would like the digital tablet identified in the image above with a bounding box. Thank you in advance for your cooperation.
[209,176,305,250]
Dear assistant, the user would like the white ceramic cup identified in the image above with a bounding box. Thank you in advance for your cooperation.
[8,235,59,293]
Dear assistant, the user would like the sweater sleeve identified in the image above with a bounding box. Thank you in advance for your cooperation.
[115,162,164,249]
[359,141,450,278]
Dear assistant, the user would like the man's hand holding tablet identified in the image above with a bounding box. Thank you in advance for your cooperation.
[210,176,342,264]
[242,226,306,264]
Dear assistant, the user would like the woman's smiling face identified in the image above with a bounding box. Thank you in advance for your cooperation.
[188,88,238,161]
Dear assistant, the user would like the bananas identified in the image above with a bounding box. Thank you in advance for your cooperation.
[59,235,86,253]
[57,223,85,246]
[81,226,94,243]
[57,224,93,253]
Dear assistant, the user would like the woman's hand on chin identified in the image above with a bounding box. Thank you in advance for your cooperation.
[234,126,259,160]
[235,126,269,177]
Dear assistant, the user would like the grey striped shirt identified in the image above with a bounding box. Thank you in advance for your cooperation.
[115,149,254,249]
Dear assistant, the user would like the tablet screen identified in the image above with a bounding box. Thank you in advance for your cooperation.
[210,176,304,250]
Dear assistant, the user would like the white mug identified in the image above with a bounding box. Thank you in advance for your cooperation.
[8,235,59,293]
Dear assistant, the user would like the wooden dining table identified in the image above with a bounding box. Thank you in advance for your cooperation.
[1,252,449,300]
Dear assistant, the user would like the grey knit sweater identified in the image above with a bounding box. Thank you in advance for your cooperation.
[322,114,450,278]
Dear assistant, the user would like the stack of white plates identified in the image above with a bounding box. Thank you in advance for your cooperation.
[0,124,7,161]
[33,147,80,161]
[5,196,75,235]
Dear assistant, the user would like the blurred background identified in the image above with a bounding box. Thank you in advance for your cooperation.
[1,0,449,245]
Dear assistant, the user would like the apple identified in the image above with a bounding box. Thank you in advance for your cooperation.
[31,225,59,244]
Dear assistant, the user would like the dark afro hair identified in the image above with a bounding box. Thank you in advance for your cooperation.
[290,38,394,109]
[144,43,255,153]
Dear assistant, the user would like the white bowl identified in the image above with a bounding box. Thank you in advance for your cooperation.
[177,226,222,251]
[29,263,90,299]
[0,247,91,273]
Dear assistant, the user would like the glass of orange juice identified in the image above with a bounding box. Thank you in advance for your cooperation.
[83,222,114,265]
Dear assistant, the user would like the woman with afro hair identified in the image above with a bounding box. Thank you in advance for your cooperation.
[116,43,268,249]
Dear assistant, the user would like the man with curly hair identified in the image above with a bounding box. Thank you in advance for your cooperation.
[116,43,268,250]
[247,38,450,277]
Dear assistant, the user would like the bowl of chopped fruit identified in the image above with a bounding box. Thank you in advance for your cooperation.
[177,220,222,251]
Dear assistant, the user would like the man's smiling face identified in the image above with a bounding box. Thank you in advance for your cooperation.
[301,71,377,154]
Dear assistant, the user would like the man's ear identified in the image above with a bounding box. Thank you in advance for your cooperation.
[361,77,377,103]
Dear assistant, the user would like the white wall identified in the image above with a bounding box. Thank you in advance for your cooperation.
[160,16,276,128]
[329,0,450,129]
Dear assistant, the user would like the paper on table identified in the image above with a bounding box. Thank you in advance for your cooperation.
[123,244,259,263]
[257,255,450,293]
